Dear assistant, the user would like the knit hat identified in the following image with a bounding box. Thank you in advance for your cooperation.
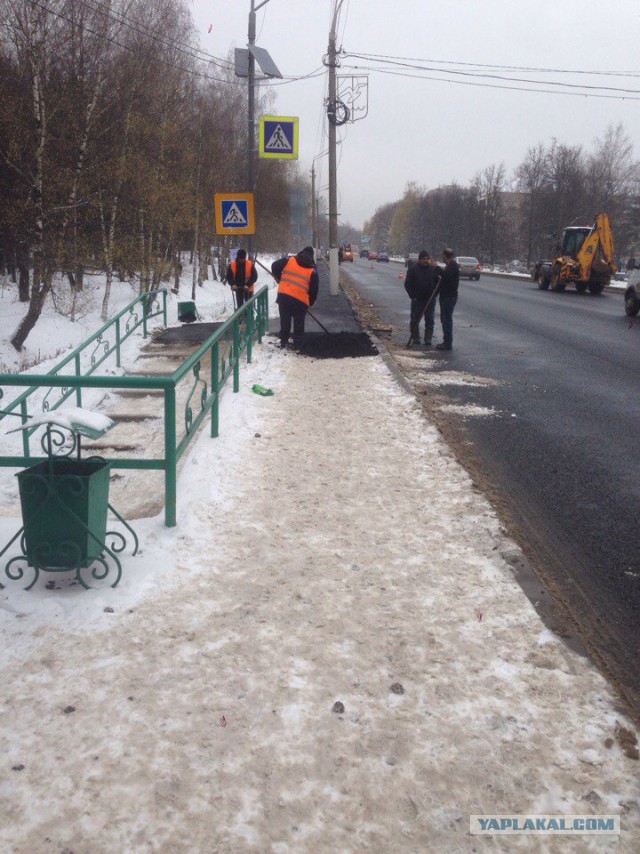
[236,249,247,260]
[418,250,430,259]
[302,246,314,257]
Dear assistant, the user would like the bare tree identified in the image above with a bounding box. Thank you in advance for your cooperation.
[516,143,547,264]
[7,0,61,350]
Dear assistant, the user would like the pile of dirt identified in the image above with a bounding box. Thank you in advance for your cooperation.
[296,331,379,359]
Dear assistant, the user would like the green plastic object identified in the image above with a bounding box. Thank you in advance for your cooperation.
[178,300,198,323]
[17,459,111,568]
[251,384,274,397]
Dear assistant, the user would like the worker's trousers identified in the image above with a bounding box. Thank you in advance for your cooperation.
[410,295,436,343]
[277,293,307,347]
[439,293,458,347]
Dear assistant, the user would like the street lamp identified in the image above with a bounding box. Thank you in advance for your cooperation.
[243,0,281,254]
[247,1,269,197]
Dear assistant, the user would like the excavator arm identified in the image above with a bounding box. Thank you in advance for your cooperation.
[577,213,616,281]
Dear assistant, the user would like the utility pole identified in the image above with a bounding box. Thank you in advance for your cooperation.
[311,164,317,250]
[247,2,260,255]
[311,149,328,253]
[327,1,344,296]
[247,0,277,256]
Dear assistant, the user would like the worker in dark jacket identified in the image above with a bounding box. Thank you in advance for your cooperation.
[271,246,319,349]
[436,248,460,350]
[225,249,258,309]
[404,250,441,349]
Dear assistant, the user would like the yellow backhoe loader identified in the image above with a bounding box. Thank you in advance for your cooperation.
[537,213,616,295]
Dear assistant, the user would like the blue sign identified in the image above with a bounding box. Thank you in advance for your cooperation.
[259,115,299,160]
[214,193,255,235]
[221,199,248,228]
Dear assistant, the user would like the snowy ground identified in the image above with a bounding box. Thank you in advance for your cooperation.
[0,266,639,852]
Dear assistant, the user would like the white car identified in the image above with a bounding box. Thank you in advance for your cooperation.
[456,256,482,280]
[624,266,640,316]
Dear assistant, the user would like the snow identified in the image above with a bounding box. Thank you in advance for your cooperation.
[6,406,115,438]
[0,263,639,851]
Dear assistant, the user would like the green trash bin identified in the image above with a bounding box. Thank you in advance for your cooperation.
[17,458,111,569]
[178,301,198,323]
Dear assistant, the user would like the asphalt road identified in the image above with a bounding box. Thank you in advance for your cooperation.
[342,258,640,713]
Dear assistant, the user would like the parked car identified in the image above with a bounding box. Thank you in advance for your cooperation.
[377,252,390,262]
[404,253,419,267]
[625,266,640,316]
[367,250,378,261]
[456,256,482,280]
[359,248,370,258]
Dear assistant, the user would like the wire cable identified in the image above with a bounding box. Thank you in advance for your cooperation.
[343,50,640,79]
[30,0,244,85]
[342,52,640,95]
[82,0,236,70]
[30,0,325,89]
[340,62,640,102]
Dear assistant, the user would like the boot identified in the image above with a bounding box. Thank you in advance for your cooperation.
[405,332,419,349]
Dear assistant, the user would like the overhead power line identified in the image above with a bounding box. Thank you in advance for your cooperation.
[340,66,640,101]
[343,50,640,79]
[30,0,322,88]
[80,0,237,71]
[84,0,325,85]
[342,52,640,96]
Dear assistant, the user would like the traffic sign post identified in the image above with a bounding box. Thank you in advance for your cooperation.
[258,115,299,160]
[214,193,255,235]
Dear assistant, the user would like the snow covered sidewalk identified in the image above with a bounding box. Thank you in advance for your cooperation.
[1,342,639,852]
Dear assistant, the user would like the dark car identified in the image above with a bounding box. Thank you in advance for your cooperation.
[359,248,369,258]
[377,252,390,262]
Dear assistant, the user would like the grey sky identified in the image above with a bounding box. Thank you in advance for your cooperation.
[192,1,640,228]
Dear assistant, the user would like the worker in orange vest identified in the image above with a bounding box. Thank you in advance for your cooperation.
[225,249,258,309]
[271,246,319,349]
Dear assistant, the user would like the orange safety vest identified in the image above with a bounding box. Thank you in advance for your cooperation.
[230,259,254,291]
[278,257,312,306]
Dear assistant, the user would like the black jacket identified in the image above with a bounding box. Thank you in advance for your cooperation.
[404,261,440,300]
[272,251,319,306]
[225,259,258,288]
[439,259,459,297]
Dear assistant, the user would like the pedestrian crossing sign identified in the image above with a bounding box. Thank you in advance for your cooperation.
[259,115,299,160]
[214,193,255,235]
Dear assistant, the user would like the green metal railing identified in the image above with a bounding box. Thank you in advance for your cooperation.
[1,289,167,451]
[0,286,269,526]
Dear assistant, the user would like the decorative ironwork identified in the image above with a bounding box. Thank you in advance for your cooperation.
[0,499,137,590]
[337,74,369,123]
[125,306,140,335]
[39,425,76,458]
[0,286,266,528]
[0,426,138,591]
[42,383,70,415]
[184,360,207,434]
[90,332,111,367]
